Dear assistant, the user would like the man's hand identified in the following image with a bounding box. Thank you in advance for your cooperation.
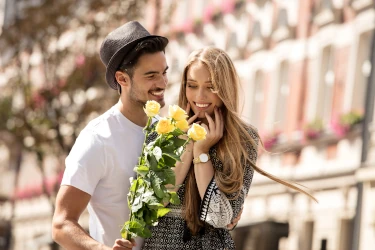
[227,207,243,231]
[112,238,136,250]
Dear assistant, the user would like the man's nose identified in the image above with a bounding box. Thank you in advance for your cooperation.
[159,74,168,87]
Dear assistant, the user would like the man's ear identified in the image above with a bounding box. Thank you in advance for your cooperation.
[115,71,131,88]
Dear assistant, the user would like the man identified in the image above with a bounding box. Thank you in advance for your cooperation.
[52,21,169,250]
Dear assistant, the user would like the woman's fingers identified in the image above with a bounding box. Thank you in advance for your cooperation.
[214,107,224,137]
[204,112,216,133]
[188,111,200,125]
[185,102,191,114]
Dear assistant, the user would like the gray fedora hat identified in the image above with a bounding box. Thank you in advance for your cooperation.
[99,21,168,90]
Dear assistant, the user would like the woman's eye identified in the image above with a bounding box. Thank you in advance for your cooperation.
[187,84,197,88]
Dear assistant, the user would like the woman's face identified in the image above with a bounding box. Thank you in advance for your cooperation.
[185,62,223,119]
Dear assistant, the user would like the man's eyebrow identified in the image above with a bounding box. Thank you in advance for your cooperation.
[144,66,169,76]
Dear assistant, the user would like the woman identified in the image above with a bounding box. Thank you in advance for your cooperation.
[142,47,314,250]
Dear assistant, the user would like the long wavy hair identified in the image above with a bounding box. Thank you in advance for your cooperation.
[178,47,316,235]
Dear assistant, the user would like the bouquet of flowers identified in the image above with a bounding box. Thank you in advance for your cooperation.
[121,100,207,240]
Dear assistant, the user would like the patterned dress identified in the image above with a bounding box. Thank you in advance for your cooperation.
[142,128,259,250]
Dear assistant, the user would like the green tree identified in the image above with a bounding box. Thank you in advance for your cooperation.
[0,0,147,248]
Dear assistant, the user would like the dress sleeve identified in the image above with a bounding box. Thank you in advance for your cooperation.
[199,127,259,228]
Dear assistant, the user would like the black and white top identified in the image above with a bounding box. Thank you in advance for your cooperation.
[142,128,259,250]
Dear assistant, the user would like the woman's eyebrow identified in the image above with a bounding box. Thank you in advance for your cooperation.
[186,79,212,83]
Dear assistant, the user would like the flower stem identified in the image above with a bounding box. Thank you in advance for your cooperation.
[126,116,152,240]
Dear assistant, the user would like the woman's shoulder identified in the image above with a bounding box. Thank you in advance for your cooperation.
[242,123,260,142]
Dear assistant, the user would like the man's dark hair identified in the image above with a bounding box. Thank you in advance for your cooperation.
[117,37,167,80]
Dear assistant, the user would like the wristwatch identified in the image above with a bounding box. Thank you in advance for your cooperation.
[193,153,210,164]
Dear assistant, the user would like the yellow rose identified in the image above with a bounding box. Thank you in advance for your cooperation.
[187,123,207,141]
[144,100,160,117]
[155,118,175,134]
[175,119,189,132]
[168,105,188,121]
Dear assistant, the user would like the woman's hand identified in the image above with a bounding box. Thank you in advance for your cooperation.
[186,102,201,125]
[193,106,223,154]
[180,103,200,152]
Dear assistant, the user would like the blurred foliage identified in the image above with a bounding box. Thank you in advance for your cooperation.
[0,0,147,201]
[304,118,324,140]
[340,111,363,128]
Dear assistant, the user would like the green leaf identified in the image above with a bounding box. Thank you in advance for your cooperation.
[150,171,165,199]
[140,227,152,238]
[143,194,159,205]
[131,196,143,213]
[136,185,145,194]
[141,189,154,201]
[157,207,170,218]
[146,202,164,209]
[134,165,149,176]
[162,193,171,204]
[171,129,184,137]
[169,191,180,205]
[130,179,144,192]
[154,171,166,182]
[148,155,158,170]
[144,209,158,225]
[163,155,176,168]
[163,168,176,185]
[136,208,144,218]
[163,152,180,161]
[172,137,187,148]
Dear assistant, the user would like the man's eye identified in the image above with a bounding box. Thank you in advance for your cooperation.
[147,75,155,79]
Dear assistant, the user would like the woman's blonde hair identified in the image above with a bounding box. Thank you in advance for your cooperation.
[179,47,316,234]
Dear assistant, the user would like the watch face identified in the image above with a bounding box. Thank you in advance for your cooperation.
[199,153,209,162]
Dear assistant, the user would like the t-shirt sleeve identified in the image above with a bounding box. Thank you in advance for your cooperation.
[61,128,106,196]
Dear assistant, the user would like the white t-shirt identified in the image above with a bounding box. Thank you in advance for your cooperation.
[62,106,145,249]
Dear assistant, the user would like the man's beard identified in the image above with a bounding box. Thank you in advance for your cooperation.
[128,78,148,108]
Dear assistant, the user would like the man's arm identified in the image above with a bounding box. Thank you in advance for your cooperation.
[52,185,110,250]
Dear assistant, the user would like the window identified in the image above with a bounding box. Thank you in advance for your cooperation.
[316,46,335,122]
[351,31,372,112]
[250,71,265,128]
[338,218,354,250]
[274,61,290,130]
[176,0,189,22]
[299,221,314,250]
[193,0,206,18]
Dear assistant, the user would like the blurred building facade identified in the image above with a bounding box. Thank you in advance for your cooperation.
[0,0,375,250]
[156,0,375,250]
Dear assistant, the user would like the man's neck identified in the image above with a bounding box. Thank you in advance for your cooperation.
[116,99,148,127]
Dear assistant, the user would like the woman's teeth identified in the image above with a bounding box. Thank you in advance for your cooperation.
[196,103,209,108]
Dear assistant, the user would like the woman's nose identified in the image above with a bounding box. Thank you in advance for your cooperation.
[196,87,206,99]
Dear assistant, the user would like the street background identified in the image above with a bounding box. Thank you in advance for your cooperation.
[0,0,374,250]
